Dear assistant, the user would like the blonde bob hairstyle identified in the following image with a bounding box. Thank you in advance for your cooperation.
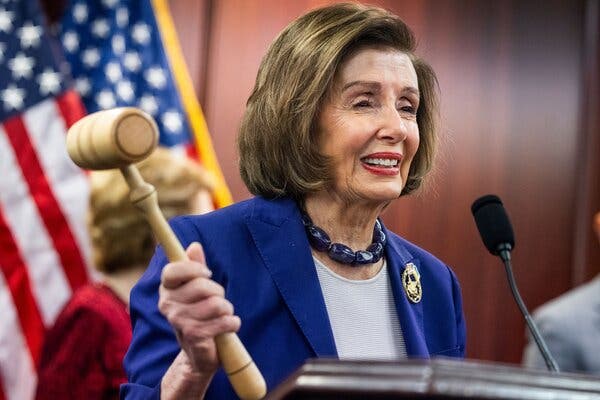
[88,147,215,274]
[239,2,439,200]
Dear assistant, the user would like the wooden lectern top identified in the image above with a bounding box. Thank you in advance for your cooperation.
[265,358,600,399]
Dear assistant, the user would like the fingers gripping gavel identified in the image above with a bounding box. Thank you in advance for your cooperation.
[66,108,267,400]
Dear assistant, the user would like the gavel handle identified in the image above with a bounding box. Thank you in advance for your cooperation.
[120,165,267,400]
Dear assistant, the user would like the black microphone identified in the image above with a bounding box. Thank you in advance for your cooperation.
[471,195,514,260]
[471,194,560,372]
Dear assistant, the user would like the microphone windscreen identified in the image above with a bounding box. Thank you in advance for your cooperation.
[471,194,515,255]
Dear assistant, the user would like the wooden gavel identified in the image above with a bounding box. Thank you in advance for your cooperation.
[66,107,267,400]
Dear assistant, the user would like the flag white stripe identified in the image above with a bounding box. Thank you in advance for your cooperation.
[22,98,94,278]
[0,125,71,326]
[0,271,37,400]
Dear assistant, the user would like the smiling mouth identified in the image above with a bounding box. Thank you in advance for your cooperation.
[361,157,399,168]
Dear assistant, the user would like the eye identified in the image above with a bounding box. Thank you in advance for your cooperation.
[351,91,376,109]
[353,99,373,108]
[399,105,417,115]
[397,98,418,115]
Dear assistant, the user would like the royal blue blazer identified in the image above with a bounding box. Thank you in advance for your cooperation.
[122,196,466,399]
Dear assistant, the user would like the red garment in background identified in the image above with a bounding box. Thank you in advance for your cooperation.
[36,283,131,400]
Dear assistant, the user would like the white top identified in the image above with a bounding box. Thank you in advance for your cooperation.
[314,256,407,360]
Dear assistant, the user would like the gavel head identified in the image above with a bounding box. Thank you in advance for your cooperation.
[67,107,159,170]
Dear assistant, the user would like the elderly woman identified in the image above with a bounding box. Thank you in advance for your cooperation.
[123,3,466,399]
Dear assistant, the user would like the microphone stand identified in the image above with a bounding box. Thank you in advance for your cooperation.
[497,244,560,372]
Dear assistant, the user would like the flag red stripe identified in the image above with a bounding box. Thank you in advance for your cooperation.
[2,115,88,291]
[56,91,90,180]
[0,208,46,366]
[185,142,197,159]
[55,90,86,128]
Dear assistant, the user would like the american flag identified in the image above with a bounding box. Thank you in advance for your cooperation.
[0,0,231,398]
[60,0,232,208]
[0,1,92,399]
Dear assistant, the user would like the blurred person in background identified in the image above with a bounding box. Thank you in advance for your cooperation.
[36,147,215,399]
[522,211,600,374]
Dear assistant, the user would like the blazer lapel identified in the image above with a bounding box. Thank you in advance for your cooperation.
[244,197,337,357]
[384,225,430,358]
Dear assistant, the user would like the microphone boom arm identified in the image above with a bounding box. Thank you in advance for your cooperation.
[498,245,560,373]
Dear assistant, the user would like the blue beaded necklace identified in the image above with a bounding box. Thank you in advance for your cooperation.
[300,212,386,266]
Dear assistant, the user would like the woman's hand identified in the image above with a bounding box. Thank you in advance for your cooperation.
[158,242,241,377]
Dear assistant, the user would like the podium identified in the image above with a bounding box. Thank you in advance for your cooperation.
[265,358,600,399]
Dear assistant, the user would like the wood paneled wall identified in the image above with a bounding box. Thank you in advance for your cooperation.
[169,0,599,364]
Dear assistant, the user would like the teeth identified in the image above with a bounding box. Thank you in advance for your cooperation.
[363,158,398,167]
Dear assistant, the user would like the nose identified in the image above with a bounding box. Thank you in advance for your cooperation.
[376,104,408,143]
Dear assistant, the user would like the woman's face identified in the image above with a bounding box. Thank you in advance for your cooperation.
[317,47,420,205]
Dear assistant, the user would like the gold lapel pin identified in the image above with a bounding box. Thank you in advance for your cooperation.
[402,262,422,303]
